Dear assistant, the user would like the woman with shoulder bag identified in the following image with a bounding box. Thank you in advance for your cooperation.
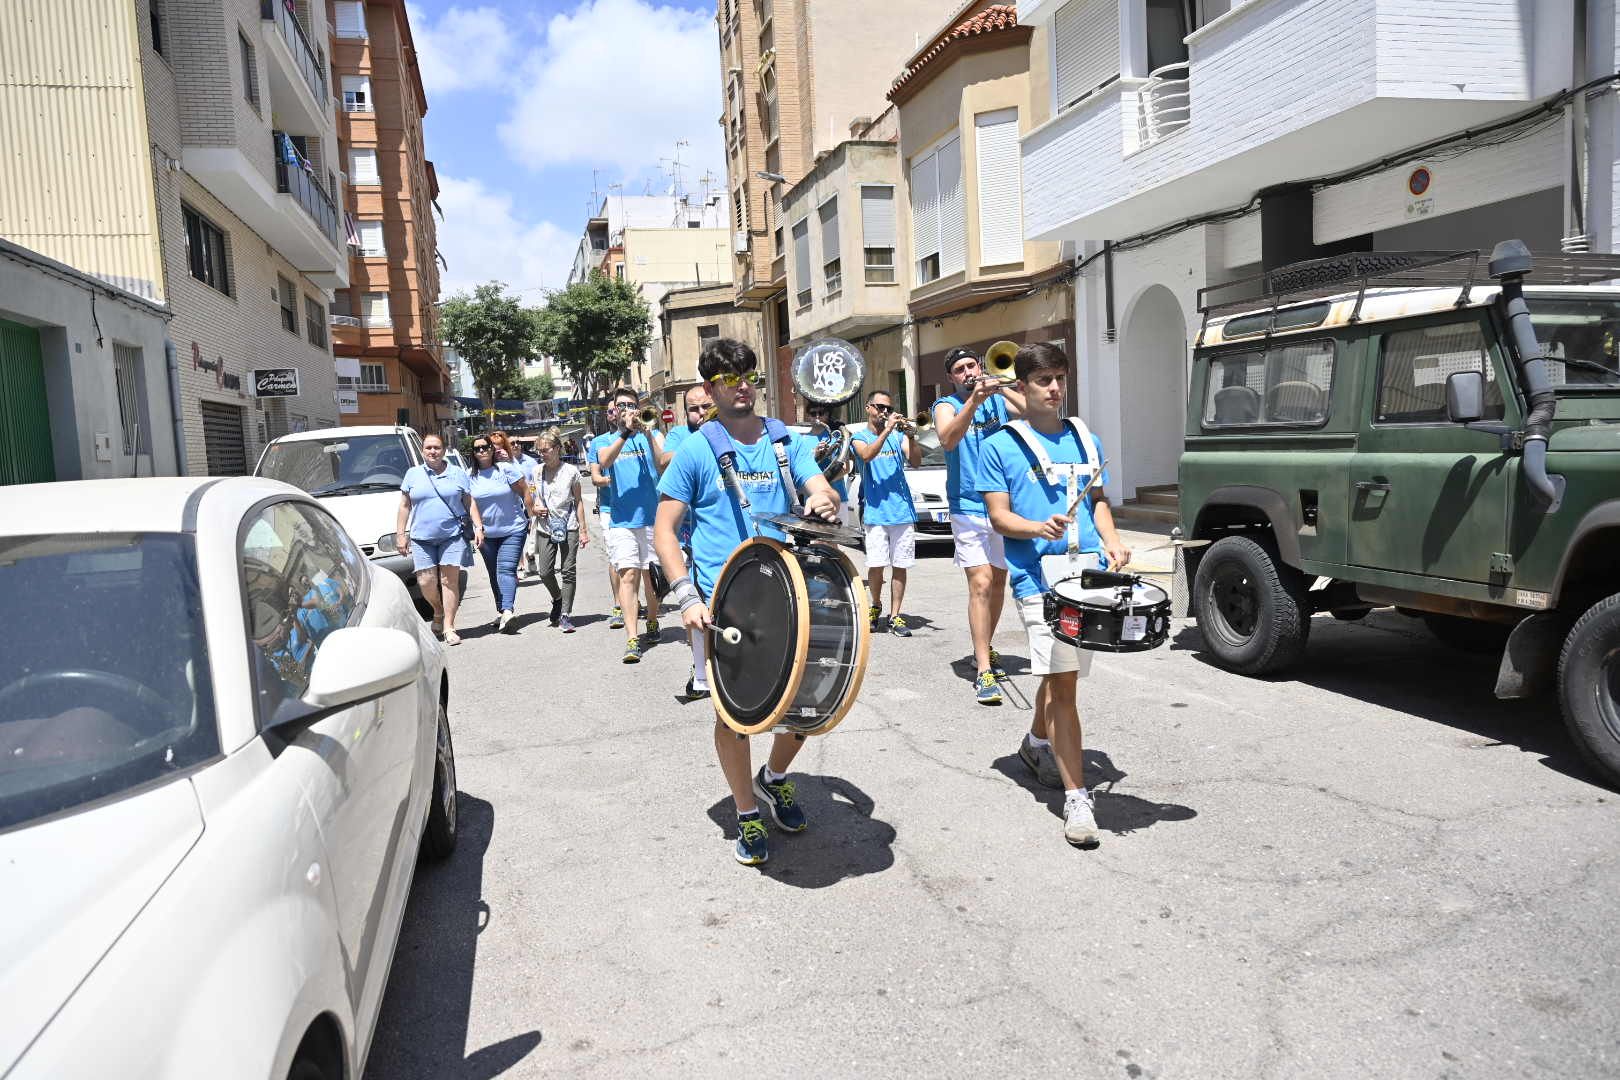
[531,433,589,632]
[468,437,531,633]
[396,432,483,645]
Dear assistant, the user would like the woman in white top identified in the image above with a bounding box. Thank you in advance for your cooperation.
[530,433,589,631]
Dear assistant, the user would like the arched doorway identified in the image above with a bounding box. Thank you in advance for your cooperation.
[1118,284,1188,497]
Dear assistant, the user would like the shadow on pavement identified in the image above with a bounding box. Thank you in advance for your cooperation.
[706,774,896,888]
[990,749,1198,835]
[365,794,541,1079]
[948,653,1032,684]
[1171,617,1608,789]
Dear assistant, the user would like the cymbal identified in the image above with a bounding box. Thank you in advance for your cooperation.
[1136,537,1211,553]
[752,512,863,547]
[1111,564,1175,577]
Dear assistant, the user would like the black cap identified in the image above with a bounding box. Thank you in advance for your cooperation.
[945,346,979,365]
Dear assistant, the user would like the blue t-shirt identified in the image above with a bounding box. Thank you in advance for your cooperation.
[469,462,527,537]
[976,423,1110,601]
[933,392,1009,515]
[591,431,660,527]
[663,424,697,460]
[802,428,849,500]
[656,425,820,596]
[401,464,472,541]
[850,426,914,526]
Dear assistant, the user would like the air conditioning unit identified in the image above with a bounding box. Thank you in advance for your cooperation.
[733,229,750,254]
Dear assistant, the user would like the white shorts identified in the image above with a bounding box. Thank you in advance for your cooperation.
[950,512,1006,569]
[605,525,654,570]
[864,522,916,569]
[1017,595,1095,678]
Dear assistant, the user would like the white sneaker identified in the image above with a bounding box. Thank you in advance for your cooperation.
[498,611,514,633]
[1063,790,1100,848]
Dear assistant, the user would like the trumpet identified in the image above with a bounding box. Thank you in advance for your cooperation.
[623,404,661,429]
[889,411,933,434]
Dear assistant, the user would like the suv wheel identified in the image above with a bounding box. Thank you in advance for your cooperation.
[423,700,458,860]
[1557,592,1620,789]
[1192,535,1311,676]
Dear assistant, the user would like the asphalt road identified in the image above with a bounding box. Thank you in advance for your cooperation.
[365,518,1620,1080]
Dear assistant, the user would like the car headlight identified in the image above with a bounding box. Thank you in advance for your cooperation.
[375,532,398,554]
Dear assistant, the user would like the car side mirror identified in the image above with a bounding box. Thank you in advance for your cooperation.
[302,626,422,710]
[1445,370,1485,424]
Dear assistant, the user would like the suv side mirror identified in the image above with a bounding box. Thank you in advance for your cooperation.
[1445,371,1485,424]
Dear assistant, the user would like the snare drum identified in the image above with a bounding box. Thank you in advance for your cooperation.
[1044,574,1171,653]
[708,537,871,736]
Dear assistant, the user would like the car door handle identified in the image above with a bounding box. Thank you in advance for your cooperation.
[1355,480,1391,493]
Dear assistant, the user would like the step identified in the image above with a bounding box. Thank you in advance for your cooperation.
[1134,490,1180,509]
[1135,483,1179,496]
[1112,502,1181,526]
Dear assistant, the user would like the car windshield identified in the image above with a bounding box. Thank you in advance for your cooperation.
[1529,297,1620,390]
[258,435,414,495]
[0,534,219,832]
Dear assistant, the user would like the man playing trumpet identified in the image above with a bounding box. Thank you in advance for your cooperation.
[851,389,922,637]
[593,387,665,663]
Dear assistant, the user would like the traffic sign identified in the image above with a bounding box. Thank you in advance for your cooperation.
[661,408,675,425]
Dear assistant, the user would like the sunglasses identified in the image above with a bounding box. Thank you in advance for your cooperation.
[472,444,491,452]
[710,372,760,388]
[869,402,894,412]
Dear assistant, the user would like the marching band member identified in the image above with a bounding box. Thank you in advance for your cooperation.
[592,387,665,664]
[977,342,1129,847]
[659,382,712,467]
[932,346,1027,707]
[653,338,842,867]
[802,401,849,504]
[660,382,714,697]
[851,389,922,637]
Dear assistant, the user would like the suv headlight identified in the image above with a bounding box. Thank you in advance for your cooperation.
[375,532,398,554]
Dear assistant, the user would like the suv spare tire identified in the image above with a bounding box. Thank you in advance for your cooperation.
[1557,592,1620,789]
[1192,535,1311,676]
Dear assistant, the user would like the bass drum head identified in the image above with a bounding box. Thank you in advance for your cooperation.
[709,540,806,733]
[784,544,868,734]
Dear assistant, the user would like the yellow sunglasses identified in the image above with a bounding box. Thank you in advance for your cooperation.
[710,371,757,388]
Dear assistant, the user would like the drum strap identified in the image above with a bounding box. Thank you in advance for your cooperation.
[1003,417,1101,554]
[698,417,800,519]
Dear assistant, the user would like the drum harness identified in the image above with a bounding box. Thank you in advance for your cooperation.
[1001,416,1103,560]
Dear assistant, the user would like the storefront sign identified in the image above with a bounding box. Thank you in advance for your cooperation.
[191,341,242,391]
[253,368,301,397]
[335,388,359,414]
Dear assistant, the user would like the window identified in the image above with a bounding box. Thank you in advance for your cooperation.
[357,219,385,257]
[350,147,380,186]
[359,362,388,391]
[113,344,150,455]
[340,75,371,112]
[1054,0,1120,111]
[791,217,811,309]
[860,185,896,284]
[277,275,298,333]
[1145,0,1193,72]
[305,296,327,348]
[361,292,390,327]
[182,204,230,294]
[334,0,366,37]
[1377,322,1504,424]
[239,31,259,111]
[1203,340,1335,428]
[149,0,165,56]
[733,189,744,230]
[975,109,1024,268]
[241,501,366,726]
[615,264,625,280]
[818,197,841,296]
[698,324,720,341]
[910,135,963,284]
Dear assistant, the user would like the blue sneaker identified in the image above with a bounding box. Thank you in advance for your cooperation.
[622,639,642,664]
[974,670,1003,705]
[752,767,807,832]
[734,816,770,865]
[988,647,1009,681]
[889,615,912,638]
[608,605,624,630]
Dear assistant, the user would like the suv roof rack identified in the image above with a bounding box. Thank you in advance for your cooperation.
[1196,248,1620,340]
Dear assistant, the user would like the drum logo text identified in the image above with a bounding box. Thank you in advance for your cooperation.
[1058,606,1082,639]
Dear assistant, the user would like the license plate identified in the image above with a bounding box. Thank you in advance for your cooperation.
[1122,615,1147,641]
[931,511,949,523]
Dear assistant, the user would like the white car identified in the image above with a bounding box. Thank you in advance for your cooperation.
[0,477,457,1080]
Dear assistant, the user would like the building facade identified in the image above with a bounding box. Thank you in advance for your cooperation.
[653,283,770,404]
[327,0,449,434]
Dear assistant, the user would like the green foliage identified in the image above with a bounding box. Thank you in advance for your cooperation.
[439,282,542,405]
[533,272,652,401]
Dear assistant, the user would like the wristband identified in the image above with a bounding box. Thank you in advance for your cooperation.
[672,579,702,612]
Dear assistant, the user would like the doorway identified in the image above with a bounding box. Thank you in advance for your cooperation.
[0,318,55,485]
[1118,285,1187,495]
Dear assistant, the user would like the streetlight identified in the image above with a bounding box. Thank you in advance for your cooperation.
[755,170,787,183]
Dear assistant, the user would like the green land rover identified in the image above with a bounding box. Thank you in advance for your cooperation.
[1179,242,1620,786]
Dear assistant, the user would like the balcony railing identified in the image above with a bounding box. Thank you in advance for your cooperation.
[1126,62,1191,154]
[330,314,361,327]
[273,133,340,246]
[261,0,326,103]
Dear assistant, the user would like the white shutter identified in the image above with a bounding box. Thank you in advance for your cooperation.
[818,197,839,266]
[362,292,390,326]
[341,75,370,110]
[910,151,939,269]
[936,135,965,277]
[861,185,896,248]
[791,218,811,299]
[350,148,379,185]
[975,109,1024,267]
[357,220,385,257]
[1053,0,1119,110]
[335,1,366,37]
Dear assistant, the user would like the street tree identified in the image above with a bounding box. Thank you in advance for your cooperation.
[534,272,651,408]
[439,282,542,407]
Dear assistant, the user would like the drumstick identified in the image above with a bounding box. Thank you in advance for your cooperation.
[1064,457,1109,519]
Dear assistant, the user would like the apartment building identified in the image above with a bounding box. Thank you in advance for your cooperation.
[717,0,959,412]
[652,283,770,404]
[1018,0,1612,507]
[327,0,450,434]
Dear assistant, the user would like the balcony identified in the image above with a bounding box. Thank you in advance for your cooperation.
[260,0,329,135]
[273,136,341,247]
[1021,0,1567,244]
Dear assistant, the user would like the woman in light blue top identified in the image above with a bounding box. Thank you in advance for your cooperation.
[468,438,531,631]
[396,432,483,645]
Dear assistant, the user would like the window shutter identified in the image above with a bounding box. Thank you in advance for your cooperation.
[1053,0,1119,110]
[818,197,839,265]
[861,185,896,248]
[350,148,379,185]
[792,218,811,295]
[341,75,370,108]
[936,135,965,277]
[910,151,939,267]
[975,110,1024,267]
[335,1,366,36]
[358,220,384,257]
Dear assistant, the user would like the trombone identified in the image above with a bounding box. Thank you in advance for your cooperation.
[974,339,1019,388]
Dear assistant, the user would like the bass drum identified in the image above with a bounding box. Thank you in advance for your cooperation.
[707,537,871,736]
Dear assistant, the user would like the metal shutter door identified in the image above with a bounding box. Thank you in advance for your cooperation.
[975,109,1024,267]
[937,135,965,277]
[200,401,247,476]
[910,151,939,267]
[0,319,55,485]
[1054,0,1119,110]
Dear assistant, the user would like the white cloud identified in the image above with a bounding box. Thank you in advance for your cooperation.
[410,5,516,95]
[498,0,724,177]
[434,174,578,300]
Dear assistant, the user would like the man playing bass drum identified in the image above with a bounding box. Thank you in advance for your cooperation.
[653,338,844,867]
[977,342,1130,849]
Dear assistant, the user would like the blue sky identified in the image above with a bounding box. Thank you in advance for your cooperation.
[409,0,725,301]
